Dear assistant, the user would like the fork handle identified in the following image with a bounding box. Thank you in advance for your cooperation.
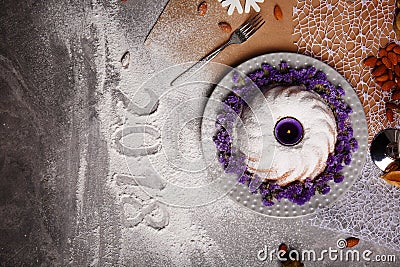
[171,41,232,86]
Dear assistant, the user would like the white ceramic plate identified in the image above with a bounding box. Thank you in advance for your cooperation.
[200,52,368,218]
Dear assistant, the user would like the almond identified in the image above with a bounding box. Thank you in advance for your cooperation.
[394,45,400,54]
[376,59,383,66]
[218,22,232,33]
[121,51,130,68]
[392,89,400,100]
[386,43,397,51]
[386,102,399,110]
[372,65,387,77]
[382,171,400,182]
[379,48,388,57]
[383,161,400,173]
[395,65,400,77]
[376,74,389,82]
[388,52,398,65]
[388,70,393,81]
[382,80,397,91]
[397,79,400,88]
[386,108,394,122]
[345,237,360,248]
[198,1,207,16]
[377,81,384,87]
[382,57,392,69]
[278,243,288,252]
[363,56,377,67]
[383,177,400,187]
[274,5,283,20]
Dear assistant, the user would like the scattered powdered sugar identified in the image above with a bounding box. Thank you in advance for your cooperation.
[10,0,398,265]
[40,0,237,264]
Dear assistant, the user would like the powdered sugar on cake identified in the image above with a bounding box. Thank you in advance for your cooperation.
[239,85,337,186]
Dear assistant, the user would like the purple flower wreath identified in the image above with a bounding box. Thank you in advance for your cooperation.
[213,61,358,206]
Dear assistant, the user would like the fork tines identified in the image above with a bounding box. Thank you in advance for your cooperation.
[239,14,265,39]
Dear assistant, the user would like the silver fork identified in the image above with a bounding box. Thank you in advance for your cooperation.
[171,14,265,86]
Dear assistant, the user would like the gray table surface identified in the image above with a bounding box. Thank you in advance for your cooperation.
[0,1,399,266]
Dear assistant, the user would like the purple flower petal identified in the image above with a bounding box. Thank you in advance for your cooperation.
[213,60,355,207]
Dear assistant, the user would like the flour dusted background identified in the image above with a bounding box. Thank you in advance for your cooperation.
[0,1,399,266]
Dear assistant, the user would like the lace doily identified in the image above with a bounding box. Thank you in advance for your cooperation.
[294,0,399,143]
[294,0,400,250]
[306,156,400,251]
